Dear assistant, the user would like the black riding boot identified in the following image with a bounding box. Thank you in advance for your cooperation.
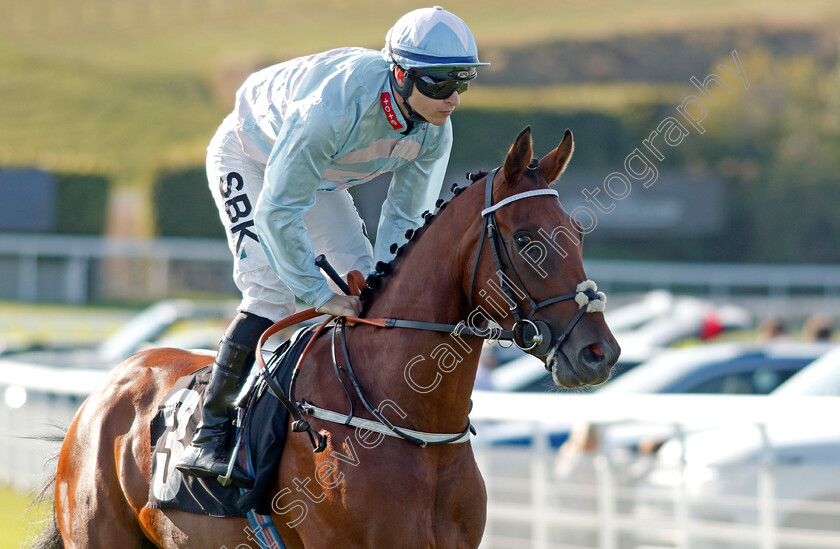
[175,337,254,488]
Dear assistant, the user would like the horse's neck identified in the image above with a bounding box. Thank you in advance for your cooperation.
[358,202,484,431]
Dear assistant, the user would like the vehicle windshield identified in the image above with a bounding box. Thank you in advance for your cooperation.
[772,347,840,396]
[596,344,745,394]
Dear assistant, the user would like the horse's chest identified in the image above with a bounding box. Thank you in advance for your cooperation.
[288,437,486,548]
[345,453,486,546]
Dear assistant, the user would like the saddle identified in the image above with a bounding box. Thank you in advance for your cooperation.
[147,326,316,517]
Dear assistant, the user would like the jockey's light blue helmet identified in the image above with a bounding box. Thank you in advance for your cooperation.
[382,6,490,71]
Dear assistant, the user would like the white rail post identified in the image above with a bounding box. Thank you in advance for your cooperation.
[757,423,777,549]
[532,421,550,549]
[674,423,689,549]
[595,424,617,549]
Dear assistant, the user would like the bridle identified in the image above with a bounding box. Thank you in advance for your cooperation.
[466,166,607,369]
[347,166,607,364]
[251,167,608,451]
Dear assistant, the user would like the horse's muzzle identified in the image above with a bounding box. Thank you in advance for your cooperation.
[547,338,620,388]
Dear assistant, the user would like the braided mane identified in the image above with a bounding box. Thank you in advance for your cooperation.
[359,171,488,306]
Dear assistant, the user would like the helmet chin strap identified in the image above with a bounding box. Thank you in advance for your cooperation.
[389,69,428,124]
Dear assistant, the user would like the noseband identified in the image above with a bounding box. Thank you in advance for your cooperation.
[254,168,610,451]
[466,167,607,369]
[315,168,607,369]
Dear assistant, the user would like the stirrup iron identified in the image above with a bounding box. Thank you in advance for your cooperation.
[217,407,246,487]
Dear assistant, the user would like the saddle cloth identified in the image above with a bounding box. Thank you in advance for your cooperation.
[147,327,315,517]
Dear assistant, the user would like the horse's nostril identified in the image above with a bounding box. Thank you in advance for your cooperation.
[580,343,605,366]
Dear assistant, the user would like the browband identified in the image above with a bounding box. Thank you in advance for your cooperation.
[480,189,558,217]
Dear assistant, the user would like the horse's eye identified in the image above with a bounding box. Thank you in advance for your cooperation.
[515,234,532,248]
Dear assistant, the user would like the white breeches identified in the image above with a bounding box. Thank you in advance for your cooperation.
[207,125,373,322]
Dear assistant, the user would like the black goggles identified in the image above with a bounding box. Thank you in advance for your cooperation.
[411,73,470,99]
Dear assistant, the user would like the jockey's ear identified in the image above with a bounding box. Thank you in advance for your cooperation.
[393,66,407,87]
[538,129,574,183]
[503,126,533,186]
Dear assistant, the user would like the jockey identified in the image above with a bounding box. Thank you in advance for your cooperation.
[176,6,489,487]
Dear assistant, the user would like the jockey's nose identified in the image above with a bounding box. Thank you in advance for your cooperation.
[445,91,460,106]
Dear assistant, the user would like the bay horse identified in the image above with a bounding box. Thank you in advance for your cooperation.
[45,127,619,549]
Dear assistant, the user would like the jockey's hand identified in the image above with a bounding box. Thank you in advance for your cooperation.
[316,294,362,317]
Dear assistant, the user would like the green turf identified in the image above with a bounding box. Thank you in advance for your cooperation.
[2,0,839,192]
[0,301,133,349]
[466,82,689,113]
[0,486,50,549]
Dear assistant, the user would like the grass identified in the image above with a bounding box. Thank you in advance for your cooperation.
[1,0,839,221]
[3,0,840,182]
[0,486,49,549]
[0,301,133,349]
[465,82,690,114]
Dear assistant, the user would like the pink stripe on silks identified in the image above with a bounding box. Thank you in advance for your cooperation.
[333,139,421,165]
[322,167,386,183]
[480,189,559,217]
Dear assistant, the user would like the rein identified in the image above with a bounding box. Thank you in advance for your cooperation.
[253,307,330,451]
[253,168,608,451]
[301,319,474,447]
[253,287,477,451]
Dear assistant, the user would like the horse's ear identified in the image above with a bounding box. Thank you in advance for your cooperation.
[538,129,575,183]
[503,126,533,186]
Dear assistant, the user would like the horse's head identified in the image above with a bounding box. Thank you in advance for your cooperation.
[464,127,620,387]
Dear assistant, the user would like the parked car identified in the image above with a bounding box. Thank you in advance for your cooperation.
[610,291,752,348]
[482,341,833,449]
[486,291,753,393]
[636,344,840,544]
[554,341,834,457]
[594,340,832,396]
[0,300,237,406]
[488,341,658,393]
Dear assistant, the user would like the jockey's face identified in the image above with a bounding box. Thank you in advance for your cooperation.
[393,69,461,126]
[407,84,460,126]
